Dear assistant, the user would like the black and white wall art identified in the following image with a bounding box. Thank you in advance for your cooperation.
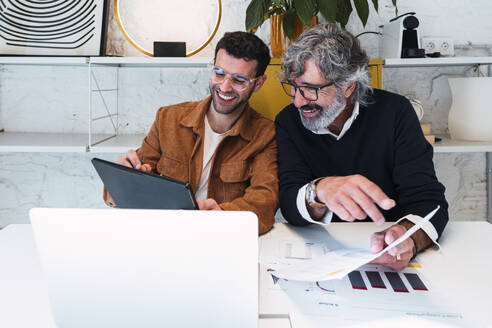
[0,0,109,56]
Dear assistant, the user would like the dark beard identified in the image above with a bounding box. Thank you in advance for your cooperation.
[209,85,254,115]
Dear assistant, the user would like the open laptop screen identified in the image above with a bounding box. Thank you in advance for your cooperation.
[30,208,258,328]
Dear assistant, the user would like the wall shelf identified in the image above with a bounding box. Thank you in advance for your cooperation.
[384,56,492,68]
[0,57,88,66]
[0,56,212,67]
[434,135,492,153]
[0,132,88,152]
[89,56,211,68]
[3,132,491,154]
[1,56,489,68]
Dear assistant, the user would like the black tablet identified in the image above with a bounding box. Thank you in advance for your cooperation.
[92,157,198,210]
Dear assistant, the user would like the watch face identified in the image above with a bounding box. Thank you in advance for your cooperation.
[307,180,325,208]
[307,182,316,203]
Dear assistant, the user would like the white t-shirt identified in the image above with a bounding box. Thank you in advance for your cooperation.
[195,116,227,202]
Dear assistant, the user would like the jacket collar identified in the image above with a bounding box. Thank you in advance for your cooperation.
[180,96,256,141]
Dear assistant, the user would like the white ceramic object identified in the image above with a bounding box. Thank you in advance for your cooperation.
[406,96,424,121]
[448,77,492,141]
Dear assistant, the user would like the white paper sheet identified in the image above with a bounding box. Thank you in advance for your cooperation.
[289,310,465,328]
[265,206,440,281]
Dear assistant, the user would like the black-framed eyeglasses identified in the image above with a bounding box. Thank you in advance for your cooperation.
[281,81,335,101]
[210,65,259,91]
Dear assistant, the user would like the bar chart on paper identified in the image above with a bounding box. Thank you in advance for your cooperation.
[345,269,428,293]
[313,264,429,296]
[260,239,463,325]
[261,239,431,296]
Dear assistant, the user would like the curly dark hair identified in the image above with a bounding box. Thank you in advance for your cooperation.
[215,31,271,77]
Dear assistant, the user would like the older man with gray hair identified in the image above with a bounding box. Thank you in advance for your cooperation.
[275,23,448,271]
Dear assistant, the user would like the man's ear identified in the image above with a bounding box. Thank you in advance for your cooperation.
[343,81,357,99]
[253,75,267,92]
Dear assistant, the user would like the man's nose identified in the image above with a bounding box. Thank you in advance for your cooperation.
[293,90,310,108]
[219,76,234,92]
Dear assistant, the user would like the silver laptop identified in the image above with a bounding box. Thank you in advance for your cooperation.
[29,208,258,328]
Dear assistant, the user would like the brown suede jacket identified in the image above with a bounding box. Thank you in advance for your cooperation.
[104,97,278,234]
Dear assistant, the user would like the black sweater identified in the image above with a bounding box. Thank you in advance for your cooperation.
[275,89,448,238]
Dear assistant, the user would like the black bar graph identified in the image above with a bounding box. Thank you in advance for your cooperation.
[404,273,428,291]
[365,271,386,289]
[348,270,367,290]
[384,272,409,293]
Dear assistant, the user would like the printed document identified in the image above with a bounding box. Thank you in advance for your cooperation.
[265,206,440,281]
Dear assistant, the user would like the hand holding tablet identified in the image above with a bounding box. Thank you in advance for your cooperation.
[117,149,152,172]
[92,157,198,210]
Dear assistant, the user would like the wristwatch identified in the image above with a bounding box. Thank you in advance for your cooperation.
[305,178,327,209]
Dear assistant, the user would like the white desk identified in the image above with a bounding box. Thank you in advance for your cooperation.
[1,222,491,327]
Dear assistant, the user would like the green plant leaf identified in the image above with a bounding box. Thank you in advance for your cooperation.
[392,0,398,15]
[354,0,369,26]
[292,0,316,26]
[371,0,378,12]
[318,0,337,23]
[283,8,297,40]
[245,0,270,31]
[336,0,352,27]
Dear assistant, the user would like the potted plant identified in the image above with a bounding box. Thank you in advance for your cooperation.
[246,0,397,57]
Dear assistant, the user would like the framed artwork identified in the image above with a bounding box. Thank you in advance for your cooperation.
[115,0,221,57]
[0,0,109,56]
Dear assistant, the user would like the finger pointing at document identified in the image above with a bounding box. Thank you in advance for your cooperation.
[314,174,395,224]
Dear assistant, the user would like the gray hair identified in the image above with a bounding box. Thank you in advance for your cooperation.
[282,23,372,105]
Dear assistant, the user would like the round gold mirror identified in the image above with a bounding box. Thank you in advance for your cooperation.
[115,0,222,57]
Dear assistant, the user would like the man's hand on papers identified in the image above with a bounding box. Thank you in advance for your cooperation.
[197,198,222,211]
[315,175,396,225]
[370,224,415,271]
[118,149,152,172]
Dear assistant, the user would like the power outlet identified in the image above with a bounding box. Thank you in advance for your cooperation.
[421,37,454,56]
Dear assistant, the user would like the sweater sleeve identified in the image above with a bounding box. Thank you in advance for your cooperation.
[392,97,449,239]
[275,111,314,226]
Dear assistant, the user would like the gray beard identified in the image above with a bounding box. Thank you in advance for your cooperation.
[299,90,347,132]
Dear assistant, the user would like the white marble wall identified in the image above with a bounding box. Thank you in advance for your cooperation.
[1,0,491,226]
[0,153,113,227]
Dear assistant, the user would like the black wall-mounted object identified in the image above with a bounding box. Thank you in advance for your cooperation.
[153,42,186,57]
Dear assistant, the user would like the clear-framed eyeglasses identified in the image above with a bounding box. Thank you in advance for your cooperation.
[210,65,259,91]
[281,80,335,101]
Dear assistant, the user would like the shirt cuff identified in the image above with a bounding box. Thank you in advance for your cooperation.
[396,214,441,249]
[296,184,333,225]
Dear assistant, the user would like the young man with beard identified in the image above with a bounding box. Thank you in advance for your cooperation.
[275,24,449,270]
[104,31,278,234]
